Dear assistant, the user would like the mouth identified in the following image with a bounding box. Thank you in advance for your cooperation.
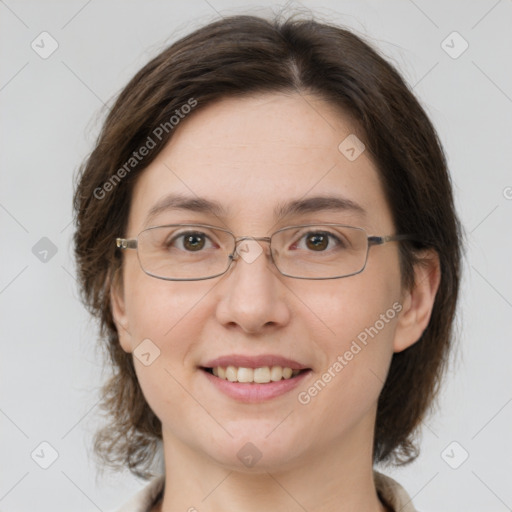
[199,354,312,402]
[201,365,309,383]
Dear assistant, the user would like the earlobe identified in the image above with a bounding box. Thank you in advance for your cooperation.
[393,250,441,353]
[110,268,134,354]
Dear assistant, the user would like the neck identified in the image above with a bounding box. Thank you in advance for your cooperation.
[156,419,388,512]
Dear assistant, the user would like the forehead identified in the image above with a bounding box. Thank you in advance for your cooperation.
[128,93,394,234]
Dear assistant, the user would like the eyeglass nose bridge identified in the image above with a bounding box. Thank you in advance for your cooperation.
[228,235,274,265]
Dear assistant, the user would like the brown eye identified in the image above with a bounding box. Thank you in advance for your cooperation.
[182,233,206,251]
[305,233,329,251]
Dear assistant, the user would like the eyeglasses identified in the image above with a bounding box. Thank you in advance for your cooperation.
[115,223,417,281]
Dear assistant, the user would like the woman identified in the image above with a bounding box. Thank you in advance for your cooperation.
[74,13,462,512]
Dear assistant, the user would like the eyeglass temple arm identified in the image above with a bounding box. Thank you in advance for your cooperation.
[116,238,138,249]
[368,234,419,246]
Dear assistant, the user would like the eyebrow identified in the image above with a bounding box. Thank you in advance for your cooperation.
[274,195,366,219]
[145,193,366,224]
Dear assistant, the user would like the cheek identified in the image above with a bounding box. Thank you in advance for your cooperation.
[122,271,212,429]
[311,266,401,347]
[300,266,401,407]
[123,260,208,348]
[121,265,216,419]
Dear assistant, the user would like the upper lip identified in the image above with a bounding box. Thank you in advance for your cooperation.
[201,354,309,370]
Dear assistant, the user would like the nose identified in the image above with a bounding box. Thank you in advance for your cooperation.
[214,237,291,334]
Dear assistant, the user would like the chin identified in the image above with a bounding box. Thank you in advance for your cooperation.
[198,429,310,473]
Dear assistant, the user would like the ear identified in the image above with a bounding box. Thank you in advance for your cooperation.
[110,268,134,354]
[393,249,441,353]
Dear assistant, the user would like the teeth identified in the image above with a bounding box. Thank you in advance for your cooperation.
[253,367,270,383]
[210,365,301,383]
[270,366,283,381]
[226,365,238,382]
[237,367,254,383]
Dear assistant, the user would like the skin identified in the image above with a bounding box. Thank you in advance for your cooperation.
[111,92,440,512]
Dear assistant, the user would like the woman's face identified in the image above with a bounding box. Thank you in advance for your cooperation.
[112,92,412,471]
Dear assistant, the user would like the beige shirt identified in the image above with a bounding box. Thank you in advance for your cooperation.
[114,471,417,512]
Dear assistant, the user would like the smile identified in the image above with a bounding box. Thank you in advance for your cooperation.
[199,354,312,402]
[204,365,304,383]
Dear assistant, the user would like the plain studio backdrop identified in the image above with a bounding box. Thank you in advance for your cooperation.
[1,1,511,511]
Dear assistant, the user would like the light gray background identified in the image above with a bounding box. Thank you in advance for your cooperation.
[1,0,511,510]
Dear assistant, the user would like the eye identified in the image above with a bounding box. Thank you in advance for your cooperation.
[168,231,215,252]
[305,232,329,251]
[292,230,346,252]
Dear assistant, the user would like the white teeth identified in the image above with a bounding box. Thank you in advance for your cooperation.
[270,366,283,381]
[225,365,238,382]
[253,367,270,383]
[237,367,254,383]
[210,365,301,383]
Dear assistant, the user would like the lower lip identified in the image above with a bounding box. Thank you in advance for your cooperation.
[201,369,311,403]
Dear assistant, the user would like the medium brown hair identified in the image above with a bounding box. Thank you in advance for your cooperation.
[74,13,462,479]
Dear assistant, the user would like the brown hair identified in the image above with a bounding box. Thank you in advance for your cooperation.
[73,13,462,479]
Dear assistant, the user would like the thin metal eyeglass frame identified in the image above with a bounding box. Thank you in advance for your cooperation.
[115,223,418,281]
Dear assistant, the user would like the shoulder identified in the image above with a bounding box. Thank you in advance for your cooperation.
[374,470,418,512]
[111,475,165,512]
